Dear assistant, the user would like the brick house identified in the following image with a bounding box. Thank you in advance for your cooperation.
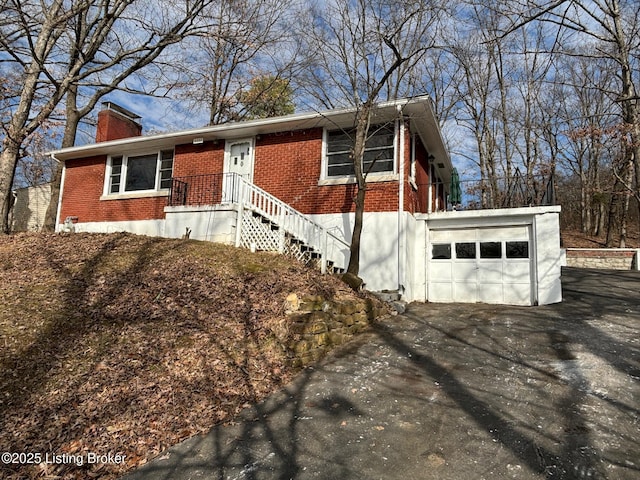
[51,97,563,305]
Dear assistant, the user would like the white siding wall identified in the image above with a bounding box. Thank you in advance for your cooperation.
[58,205,563,306]
[11,184,52,232]
[533,211,563,305]
[164,205,237,243]
[69,219,165,237]
[309,212,401,294]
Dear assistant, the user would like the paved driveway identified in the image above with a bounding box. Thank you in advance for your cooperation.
[124,268,640,480]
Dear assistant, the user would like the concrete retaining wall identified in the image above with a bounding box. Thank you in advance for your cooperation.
[565,248,640,270]
[285,293,386,366]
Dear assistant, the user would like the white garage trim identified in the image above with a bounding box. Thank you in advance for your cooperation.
[416,206,562,306]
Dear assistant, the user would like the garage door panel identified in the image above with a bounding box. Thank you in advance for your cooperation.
[478,284,503,304]
[453,263,477,282]
[431,229,476,242]
[430,282,453,302]
[430,262,452,282]
[504,284,531,305]
[481,225,529,241]
[478,261,503,283]
[427,225,533,306]
[454,283,477,303]
[503,262,530,283]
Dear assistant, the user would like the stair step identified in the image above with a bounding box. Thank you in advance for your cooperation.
[242,198,345,275]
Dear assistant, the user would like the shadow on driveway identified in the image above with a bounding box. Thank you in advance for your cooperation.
[123,268,640,479]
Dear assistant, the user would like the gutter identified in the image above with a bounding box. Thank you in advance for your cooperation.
[48,96,439,161]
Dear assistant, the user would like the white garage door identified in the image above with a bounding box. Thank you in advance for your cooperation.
[428,225,533,305]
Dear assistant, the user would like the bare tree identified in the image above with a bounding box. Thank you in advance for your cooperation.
[0,0,211,233]
[175,0,297,125]
[554,52,619,236]
[447,5,509,208]
[297,0,444,279]
[505,0,640,240]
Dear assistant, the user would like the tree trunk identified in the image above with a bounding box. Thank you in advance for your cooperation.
[619,160,634,247]
[0,145,22,233]
[580,178,591,233]
[43,88,81,231]
[347,187,366,276]
[346,106,371,277]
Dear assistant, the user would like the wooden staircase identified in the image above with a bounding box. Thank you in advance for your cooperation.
[227,174,350,274]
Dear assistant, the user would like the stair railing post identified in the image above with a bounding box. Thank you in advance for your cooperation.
[235,176,244,248]
[278,204,286,254]
[320,229,328,274]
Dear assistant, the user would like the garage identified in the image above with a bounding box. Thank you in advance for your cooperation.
[428,225,533,305]
[418,206,563,306]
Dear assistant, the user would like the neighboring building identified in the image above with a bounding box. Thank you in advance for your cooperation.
[50,98,563,305]
[10,183,52,232]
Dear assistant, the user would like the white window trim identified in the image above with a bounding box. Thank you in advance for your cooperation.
[103,150,173,198]
[100,191,169,201]
[319,122,398,185]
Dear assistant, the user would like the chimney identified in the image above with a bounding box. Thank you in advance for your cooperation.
[95,102,142,142]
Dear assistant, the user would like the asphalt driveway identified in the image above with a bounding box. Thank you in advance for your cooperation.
[123,267,640,480]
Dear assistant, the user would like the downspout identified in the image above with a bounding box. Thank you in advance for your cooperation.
[50,153,65,232]
[427,162,433,214]
[397,106,405,295]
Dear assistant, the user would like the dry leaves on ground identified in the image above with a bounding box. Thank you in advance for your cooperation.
[0,233,358,479]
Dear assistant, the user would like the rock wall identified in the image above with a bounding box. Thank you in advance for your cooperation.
[285,293,386,366]
[565,249,639,270]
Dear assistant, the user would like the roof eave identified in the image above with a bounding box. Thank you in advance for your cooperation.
[49,97,451,171]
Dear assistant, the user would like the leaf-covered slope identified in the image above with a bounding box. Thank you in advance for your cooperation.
[0,233,355,480]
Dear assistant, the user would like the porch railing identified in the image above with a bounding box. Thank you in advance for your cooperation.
[425,172,557,211]
[168,172,350,272]
[167,173,225,207]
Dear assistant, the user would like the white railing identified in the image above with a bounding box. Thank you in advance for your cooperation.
[225,173,350,273]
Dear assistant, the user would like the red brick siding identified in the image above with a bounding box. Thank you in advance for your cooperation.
[60,123,439,224]
[173,141,224,177]
[172,142,226,205]
[253,128,401,214]
[60,156,166,223]
[407,134,431,214]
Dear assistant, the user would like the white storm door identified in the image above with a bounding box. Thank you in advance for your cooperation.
[223,138,254,202]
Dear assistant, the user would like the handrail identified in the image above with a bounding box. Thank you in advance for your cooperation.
[168,172,350,270]
[228,173,350,270]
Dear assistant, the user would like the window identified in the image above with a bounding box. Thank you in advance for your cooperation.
[432,244,451,259]
[325,123,395,177]
[455,242,476,259]
[506,241,529,259]
[106,150,174,195]
[480,242,502,259]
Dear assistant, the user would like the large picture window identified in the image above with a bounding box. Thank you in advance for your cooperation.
[106,150,174,195]
[325,123,395,177]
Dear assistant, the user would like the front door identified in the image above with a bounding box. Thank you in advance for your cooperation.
[223,138,254,202]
